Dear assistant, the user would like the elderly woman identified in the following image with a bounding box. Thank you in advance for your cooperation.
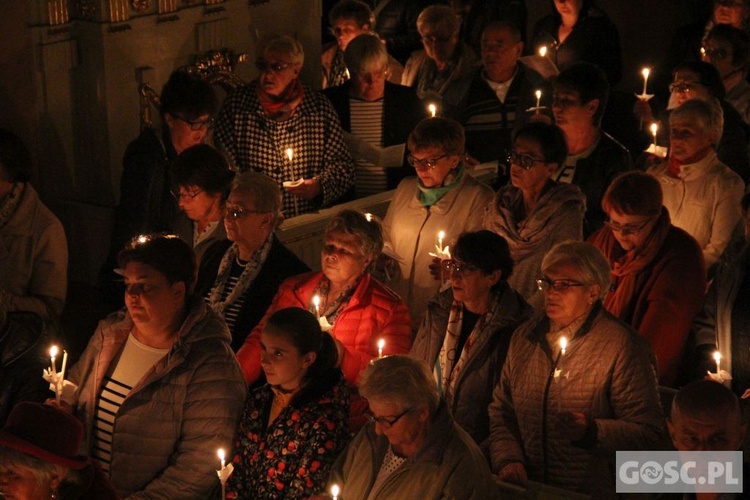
[66,234,246,498]
[703,24,750,123]
[588,172,706,387]
[410,230,532,448]
[0,402,116,499]
[402,5,479,111]
[171,144,235,263]
[489,241,663,497]
[322,0,403,89]
[0,129,67,321]
[483,122,585,307]
[324,33,426,196]
[214,35,355,217]
[195,171,309,352]
[237,210,412,428]
[227,308,349,498]
[329,355,497,498]
[382,117,493,327]
[647,98,745,270]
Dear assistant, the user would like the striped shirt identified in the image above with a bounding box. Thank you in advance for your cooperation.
[204,259,247,334]
[92,334,168,474]
[350,98,386,197]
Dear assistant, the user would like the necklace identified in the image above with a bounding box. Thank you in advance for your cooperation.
[235,254,249,268]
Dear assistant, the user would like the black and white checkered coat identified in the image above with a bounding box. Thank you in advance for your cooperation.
[214,81,355,217]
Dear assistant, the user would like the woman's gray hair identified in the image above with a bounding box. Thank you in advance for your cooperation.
[359,355,440,415]
[231,171,282,227]
[344,33,389,75]
[541,241,611,299]
[417,5,460,35]
[670,97,724,146]
[325,209,383,263]
[0,446,89,495]
[259,35,304,66]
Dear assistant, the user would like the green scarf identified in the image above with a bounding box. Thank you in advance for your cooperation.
[417,165,464,207]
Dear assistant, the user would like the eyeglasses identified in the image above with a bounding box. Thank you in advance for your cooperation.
[255,59,297,73]
[442,259,480,277]
[365,407,411,429]
[173,114,213,131]
[407,154,448,170]
[421,34,454,44]
[604,217,653,236]
[508,150,546,170]
[703,47,732,60]
[223,206,267,220]
[171,188,204,201]
[668,82,704,93]
[536,277,587,293]
[354,66,389,81]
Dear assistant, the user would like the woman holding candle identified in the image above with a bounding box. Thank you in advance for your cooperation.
[381,117,493,327]
[195,171,309,352]
[588,172,706,388]
[226,308,350,499]
[488,241,663,497]
[66,234,246,498]
[237,210,412,429]
[483,122,585,307]
[411,230,533,449]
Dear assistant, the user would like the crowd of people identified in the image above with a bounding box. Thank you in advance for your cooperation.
[4,0,750,498]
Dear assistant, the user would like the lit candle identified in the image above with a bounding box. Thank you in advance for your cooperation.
[49,345,58,376]
[539,45,547,58]
[535,90,542,115]
[714,351,722,374]
[438,230,445,253]
[650,123,658,147]
[428,103,437,117]
[700,46,706,58]
[378,338,385,358]
[331,484,340,500]
[558,336,567,412]
[285,148,293,162]
[217,448,228,500]
[313,295,321,319]
[641,67,650,96]
[560,336,568,356]
[218,448,225,469]
[365,212,372,222]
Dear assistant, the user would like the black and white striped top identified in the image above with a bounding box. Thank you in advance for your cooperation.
[350,98,386,197]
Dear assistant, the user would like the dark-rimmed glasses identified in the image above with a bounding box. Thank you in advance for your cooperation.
[171,188,204,201]
[508,150,546,170]
[407,154,448,170]
[365,407,411,429]
[255,59,296,73]
[442,259,480,277]
[604,217,653,236]
[173,114,213,131]
[668,82,704,94]
[536,278,586,293]
[223,206,267,221]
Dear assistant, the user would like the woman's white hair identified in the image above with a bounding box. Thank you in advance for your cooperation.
[670,97,724,146]
[541,241,611,300]
[259,35,304,66]
[359,355,440,415]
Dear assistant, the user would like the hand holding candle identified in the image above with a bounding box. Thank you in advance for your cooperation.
[216,448,234,500]
[707,350,733,383]
[43,345,68,405]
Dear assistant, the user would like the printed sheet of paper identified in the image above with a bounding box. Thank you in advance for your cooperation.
[343,132,406,168]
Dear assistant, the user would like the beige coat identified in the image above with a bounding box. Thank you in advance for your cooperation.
[382,173,493,327]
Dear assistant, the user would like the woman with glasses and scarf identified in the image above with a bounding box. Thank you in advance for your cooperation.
[381,117,493,329]
[410,230,532,451]
[588,172,706,388]
[195,171,309,352]
[703,24,750,123]
[483,122,585,308]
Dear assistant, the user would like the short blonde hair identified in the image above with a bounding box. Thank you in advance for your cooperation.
[359,355,440,415]
[670,97,724,146]
[541,241,611,299]
[344,33,389,75]
[417,5,460,36]
[231,171,282,227]
[259,35,304,66]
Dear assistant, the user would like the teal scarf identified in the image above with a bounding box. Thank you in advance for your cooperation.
[417,165,464,207]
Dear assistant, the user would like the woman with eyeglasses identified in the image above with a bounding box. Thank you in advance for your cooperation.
[410,230,533,449]
[214,35,355,218]
[483,122,585,307]
[170,144,235,264]
[588,172,706,387]
[195,171,309,351]
[381,117,493,328]
[488,241,663,497]
[327,355,498,499]
[237,209,412,429]
[703,24,750,123]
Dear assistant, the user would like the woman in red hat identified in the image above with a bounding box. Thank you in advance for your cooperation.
[0,402,117,499]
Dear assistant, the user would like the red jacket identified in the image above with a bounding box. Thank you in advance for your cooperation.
[237,271,412,386]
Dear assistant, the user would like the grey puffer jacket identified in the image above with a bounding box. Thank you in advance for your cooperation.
[410,283,533,450]
[68,300,247,499]
[488,304,664,498]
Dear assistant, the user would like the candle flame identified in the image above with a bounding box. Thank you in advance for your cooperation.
[650,123,658,135]
[535,90,542,100]
[313,295,320,307]
[285,148,293,161]
[428,104,437,117]
[539,46,547,58]
[438,230,445,241]
[50,345,58,358]
[218,448,225,461]
[701,46,706,57]
[641,67,650,79]
[560,336,567,355]
[365,212,372,222]
[137,235,148,244]
[714,351,722,363]
[378,338,385,350]
[331,484,340,497]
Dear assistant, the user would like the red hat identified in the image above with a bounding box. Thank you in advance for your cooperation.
[0,402,89,469]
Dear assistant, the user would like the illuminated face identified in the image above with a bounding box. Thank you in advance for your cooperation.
[605,210,658,252]
[351,63,388,102]
[367,398,428,455]
[257,50,301,97]
[448,259,498,310]
[176,184,222,224]
[542,262,600,328]
[554,0,584,18]
[408,146,460,188]
[703,38,741,79]
[0,463,54,500]
[419,26,458,64]
[552,88,598,131]
[223,191,274,255]
[713,0,749,27]
[165,113,210,154]
[260,328,314,391]
[480,25,523,81]
[321,231,371,287]
[509,136,556,193]
[668,119,713,162]
[669,69,711,108]
[669,408,745,451]
[331,18,369,51]
[123,262,185,333]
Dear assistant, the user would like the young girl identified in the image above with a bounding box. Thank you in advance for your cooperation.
[226,307,350,498]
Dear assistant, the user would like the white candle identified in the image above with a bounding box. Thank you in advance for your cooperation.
[539,45,547,58]
[428,103,437,117]
[49,345,58,376]
[331,484,340,500]
[313,295,321,319]
[218,448,225,469]
[650,123,658,147]
[535,90,542,114]
[641,67,650,96]
[59,350,68,385]
[714,351,722,374]
[560,336,568,356]
[438,230,445,252]
[558,336,567,412]
[285,148,293,162]
[378,338,385,359]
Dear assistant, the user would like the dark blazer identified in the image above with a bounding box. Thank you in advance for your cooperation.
[323,80,427,189]
[195,236,310,351]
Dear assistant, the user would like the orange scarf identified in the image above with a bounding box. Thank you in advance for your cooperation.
[257,78,304,121]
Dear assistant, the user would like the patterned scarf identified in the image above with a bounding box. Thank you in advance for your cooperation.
[0,182,24,230]
[208,233,274,316]
[436,298,494,401]
[257,78,304,122]
[417,165,464,207]
[309,274,360,325]
[329,48,350,88]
